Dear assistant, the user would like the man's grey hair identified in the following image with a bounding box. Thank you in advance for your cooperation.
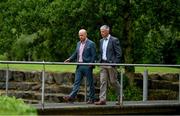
[100,25,110,31]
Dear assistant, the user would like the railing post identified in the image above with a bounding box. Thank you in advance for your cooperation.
[5,64,9,96]
[41,61,45,109]
[143,69,148,101]
[119,68,124,105]
[179,73,180,102]
[84,77,87,102]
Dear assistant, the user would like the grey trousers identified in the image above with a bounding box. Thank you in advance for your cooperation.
[99,66,121,100]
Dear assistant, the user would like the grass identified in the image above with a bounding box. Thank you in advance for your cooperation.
[0,64,76,72]
[0,96,37,115]
[0,64,101,74]
[0,64,179,74]
[135,67,180,73]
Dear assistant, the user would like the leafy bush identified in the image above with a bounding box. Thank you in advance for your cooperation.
[107,73,142,101]
[107,83,142,101]
[0,96,37,115]
[124,83,142,101]
[107,87,117,101]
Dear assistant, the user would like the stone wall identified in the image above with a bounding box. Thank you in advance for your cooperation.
[134,73,179,100]
[0,70,179,103]
[0,70,100,104]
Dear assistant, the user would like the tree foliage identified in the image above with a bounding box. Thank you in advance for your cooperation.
[0,0,179,65]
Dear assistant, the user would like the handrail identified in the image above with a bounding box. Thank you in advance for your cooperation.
[41,61,45,110]
[0,61,179,109]
[5,64,9,96]
[0,61,180,67]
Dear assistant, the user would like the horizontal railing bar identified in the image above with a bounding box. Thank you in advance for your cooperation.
[0,61,180,67]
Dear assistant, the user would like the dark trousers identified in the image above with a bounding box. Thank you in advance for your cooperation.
[69,65,95,100]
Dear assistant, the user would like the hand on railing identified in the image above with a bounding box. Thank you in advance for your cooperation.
[64,58,70,62]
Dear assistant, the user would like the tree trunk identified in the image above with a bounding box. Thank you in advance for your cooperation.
[123,0,135,86]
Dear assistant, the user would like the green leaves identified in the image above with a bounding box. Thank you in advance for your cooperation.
[0,96,37,115]
[0,0,179,64]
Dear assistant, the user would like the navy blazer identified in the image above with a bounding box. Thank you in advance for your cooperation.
[69,39,96,63]
[99,35,122,63]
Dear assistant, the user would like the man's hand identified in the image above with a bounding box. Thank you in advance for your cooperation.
[64,58,70,62]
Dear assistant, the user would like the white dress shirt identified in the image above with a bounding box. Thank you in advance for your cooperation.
[102,34,110,60]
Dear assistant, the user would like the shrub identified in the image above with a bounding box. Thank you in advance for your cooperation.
[107,73,142,101]
[0,96,37,115]
[124,83,142,101]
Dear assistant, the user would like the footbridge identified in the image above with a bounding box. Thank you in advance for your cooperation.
[0,61,180,115]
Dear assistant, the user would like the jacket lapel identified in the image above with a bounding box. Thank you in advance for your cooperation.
[77,42,81,54]
[106,36,112,57]
[82,39,89,54]
[100,39,103,53]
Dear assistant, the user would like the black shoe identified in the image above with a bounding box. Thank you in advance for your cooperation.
[86,99,95,104]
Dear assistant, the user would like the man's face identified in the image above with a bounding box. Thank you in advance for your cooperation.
[79,31,86,42]
[100,29,109,38]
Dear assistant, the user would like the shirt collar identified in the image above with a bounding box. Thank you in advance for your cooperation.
[104,34,110,40]
[81,38,87,44]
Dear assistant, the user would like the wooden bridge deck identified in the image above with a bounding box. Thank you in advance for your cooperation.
[33,100,180,115]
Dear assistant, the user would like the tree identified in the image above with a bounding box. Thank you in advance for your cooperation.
[0,0,179,66]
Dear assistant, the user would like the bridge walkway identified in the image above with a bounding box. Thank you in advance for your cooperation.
[33,100,180,115]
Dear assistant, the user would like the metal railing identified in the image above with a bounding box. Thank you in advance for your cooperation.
[0,61,180,109]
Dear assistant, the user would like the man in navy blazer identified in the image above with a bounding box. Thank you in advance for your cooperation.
[63,29,96,104]
[95,25,122,105]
